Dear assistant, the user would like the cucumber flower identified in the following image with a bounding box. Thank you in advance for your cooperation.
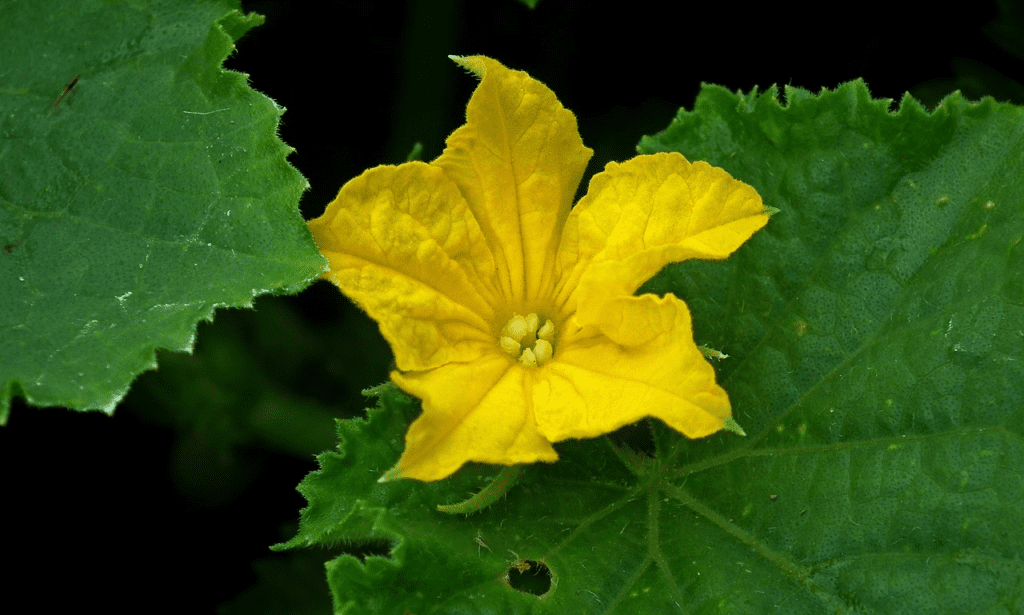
[308,56,769,482]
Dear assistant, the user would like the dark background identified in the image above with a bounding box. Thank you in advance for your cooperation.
[3,0,1022,612]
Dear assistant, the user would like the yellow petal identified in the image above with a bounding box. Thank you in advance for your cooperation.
[387,355,559,481]
[577,293,677,347]
[435,56,593,310]
[308,162,502,372]
[536,294,732,442]
[554,152,768,325]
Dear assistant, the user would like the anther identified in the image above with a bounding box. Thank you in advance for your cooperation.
[524,313,539,334]
[503,315,530,342]
[519,347,538,367]
[537,319,554,341]
[499,336,521,356]
[533,339,553,365]
[498,313,555,367]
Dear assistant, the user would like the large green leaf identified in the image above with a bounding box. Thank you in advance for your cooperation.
[0,0,325,423]
[278,82,1024,613]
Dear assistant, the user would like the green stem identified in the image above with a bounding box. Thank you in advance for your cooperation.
[436,465,524,514]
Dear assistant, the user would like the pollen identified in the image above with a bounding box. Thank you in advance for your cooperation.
[499,312,555,367]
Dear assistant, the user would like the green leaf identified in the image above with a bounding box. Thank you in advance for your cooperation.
[275,384,639,613]
[280,82,1024,613]
[0,0,326,423]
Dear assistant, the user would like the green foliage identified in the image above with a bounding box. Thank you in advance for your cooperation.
[279,82,1024,613]
[0,0,325,423]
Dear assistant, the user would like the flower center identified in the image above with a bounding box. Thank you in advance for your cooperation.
[498,313,556,367]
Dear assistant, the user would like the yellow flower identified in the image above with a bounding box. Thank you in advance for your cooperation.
[308,56,769,482]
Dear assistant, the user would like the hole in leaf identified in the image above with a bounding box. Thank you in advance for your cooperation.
[507,560,552,596]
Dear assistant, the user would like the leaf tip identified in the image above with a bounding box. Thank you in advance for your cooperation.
[362,382,391,398]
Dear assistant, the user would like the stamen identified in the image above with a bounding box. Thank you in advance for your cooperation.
[503,314,530,342]
[524,313,540,334]
[533,339,553,365]
[537,319,554,341]
[498,313,556,367]
[499,336,521,356]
